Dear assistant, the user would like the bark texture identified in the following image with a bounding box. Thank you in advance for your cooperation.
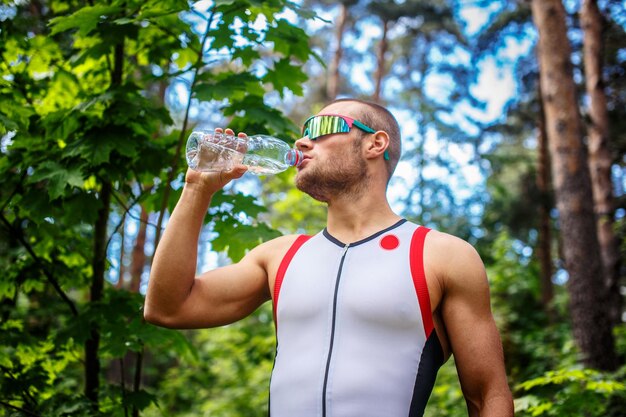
[536,87,554,316]
[326,3,349,100]
[130,206,148,293]
[531,0,617,371]
[373,19,388,103]
[581,0,622,327]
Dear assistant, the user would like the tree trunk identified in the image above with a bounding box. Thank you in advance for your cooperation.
[326,3,349,101]
[116,213,126,289]
[536,85,554,316]
[130,206,148,293]
[85,180,112,405]
[85,38,124,407]
[581,0,621,327]
[531,0,617,371]
[373,19,389,103]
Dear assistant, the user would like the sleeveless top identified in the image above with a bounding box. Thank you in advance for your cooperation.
[269,219,444,417]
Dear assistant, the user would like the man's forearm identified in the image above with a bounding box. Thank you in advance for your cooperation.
[469,392,514,417]
[144,184,213,322]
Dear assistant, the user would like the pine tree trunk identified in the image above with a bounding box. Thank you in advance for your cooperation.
[531,0,617,371]
[581,0,621,327]
[373,19,388,103]
[536,87,554,316]
[326,3,349,101]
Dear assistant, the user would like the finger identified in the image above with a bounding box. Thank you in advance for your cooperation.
[224,128,235,136]
[211,127,224,144]
[235,134,248,153]
[223,165,248,181]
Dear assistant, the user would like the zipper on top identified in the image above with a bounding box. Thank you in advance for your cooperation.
[321,243,350,417]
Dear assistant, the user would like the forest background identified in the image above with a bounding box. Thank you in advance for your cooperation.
[1,0,626,416]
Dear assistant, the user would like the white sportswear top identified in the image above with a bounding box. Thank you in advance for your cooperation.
[270,219,443,417]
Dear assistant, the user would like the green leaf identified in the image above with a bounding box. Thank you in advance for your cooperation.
[0,280,17,300]
[232,45,261,67]
[49,5,123,36]
[210,21,235,50]
[28,161,84,200]
[194,71,264,102]
[0,99,34,132]
[265,18,310,61]
[210,190,267,218]
[211,216,281,262]
[264,58,307,97]
[137,0,188,19]
[123,389,158,410]
[43,110,81,142]
[224,95,298,136]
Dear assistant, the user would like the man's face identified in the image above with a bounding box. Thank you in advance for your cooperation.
[294,103,370,202]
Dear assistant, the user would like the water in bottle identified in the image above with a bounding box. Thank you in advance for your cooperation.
[186,131,303,175]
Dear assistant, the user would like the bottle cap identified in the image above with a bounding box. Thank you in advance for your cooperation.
[285,149,304,167]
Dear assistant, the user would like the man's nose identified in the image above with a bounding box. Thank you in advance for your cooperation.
[295,135,313,151]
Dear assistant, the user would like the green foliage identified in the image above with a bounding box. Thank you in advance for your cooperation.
[259,169,328,235]
[514,366,626,417]
[143,305,276,417]
[487,231,572,381]
[1,0,315,414]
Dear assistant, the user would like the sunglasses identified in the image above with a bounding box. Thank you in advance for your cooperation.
[302,114,389,160]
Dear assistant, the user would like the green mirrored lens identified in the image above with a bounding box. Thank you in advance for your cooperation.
[303,115,350,140]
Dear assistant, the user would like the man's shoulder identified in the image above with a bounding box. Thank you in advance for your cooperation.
[251,233,315,262]
[423,228,475,253]
[422,229,485,286]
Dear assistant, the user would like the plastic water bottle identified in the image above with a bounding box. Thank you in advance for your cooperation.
[186,131,303,175]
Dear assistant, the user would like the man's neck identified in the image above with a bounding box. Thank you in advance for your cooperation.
[325,189,401,244]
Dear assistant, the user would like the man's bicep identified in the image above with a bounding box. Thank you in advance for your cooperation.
[440,242,510,414]
[168,251,271,329]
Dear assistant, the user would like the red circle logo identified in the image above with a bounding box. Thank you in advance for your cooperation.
[380,234,399,250]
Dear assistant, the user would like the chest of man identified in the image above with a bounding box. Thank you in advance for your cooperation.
[269,220,444,417]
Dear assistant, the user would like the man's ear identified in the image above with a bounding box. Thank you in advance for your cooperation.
[364,131,390,160]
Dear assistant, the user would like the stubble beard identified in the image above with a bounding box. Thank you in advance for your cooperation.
[295,147,370,203]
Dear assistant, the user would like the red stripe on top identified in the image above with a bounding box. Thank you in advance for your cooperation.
[410,226,433,338]
[273,235,312,326]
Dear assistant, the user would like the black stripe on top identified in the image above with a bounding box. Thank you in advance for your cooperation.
[322,219,407,248]
[409,330,444,417]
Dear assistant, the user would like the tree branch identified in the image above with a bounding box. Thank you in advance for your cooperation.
[131,346,144,417]
[0,400,41,417]
[0,213,79,316]
[106,185,158,255]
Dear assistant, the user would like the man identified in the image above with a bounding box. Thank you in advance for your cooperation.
[144,99,514,417]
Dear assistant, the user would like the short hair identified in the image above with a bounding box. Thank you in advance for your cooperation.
[325,98,401,181]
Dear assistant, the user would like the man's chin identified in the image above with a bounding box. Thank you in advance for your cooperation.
[295,183,329,203]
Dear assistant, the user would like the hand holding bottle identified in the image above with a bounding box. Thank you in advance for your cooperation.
[185,128,248,194]
[186,128,303,176]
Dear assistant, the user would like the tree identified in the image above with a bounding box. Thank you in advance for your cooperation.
[580,0,621,327]
[324,0,359,100]
[531,0,617,371]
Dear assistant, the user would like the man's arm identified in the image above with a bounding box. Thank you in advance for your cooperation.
[433,233,514,416]
[144,129,290,329]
